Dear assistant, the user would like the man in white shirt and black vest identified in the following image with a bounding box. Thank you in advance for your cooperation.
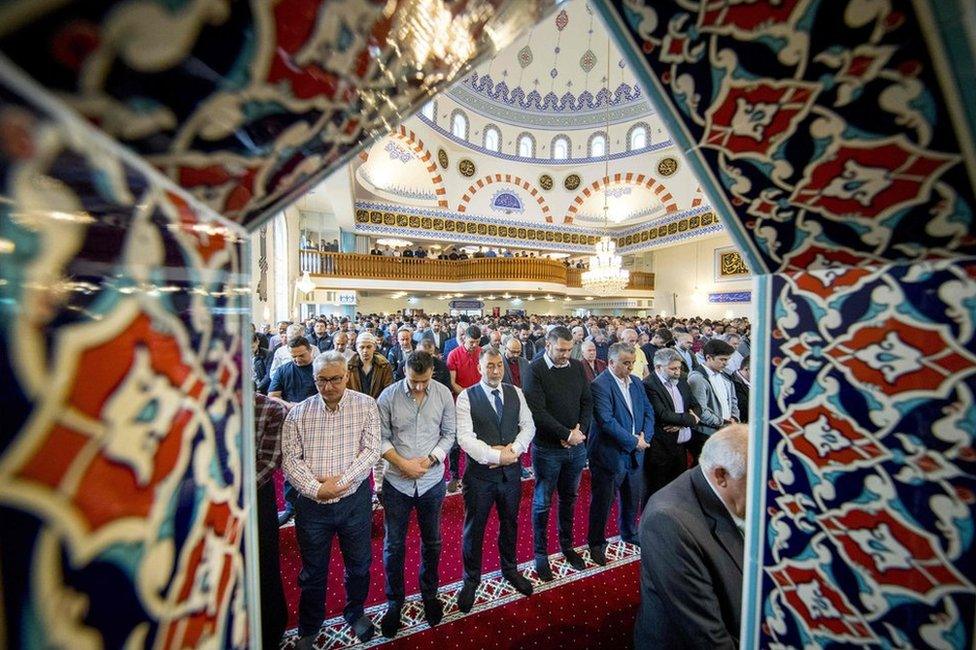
[455,347,536,613]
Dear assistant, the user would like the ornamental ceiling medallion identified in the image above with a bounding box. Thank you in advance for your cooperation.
[539,174,554,191]
[458,159,476,177]
[580,49,597,73]
[564,173,581,190]
[658,157,678,176]
[518,45,533,68]
[437,148,449,169]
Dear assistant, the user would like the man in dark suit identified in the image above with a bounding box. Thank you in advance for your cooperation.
[580,340,607,382]
[455,348,536,612]
[386,327,415,382]
[424,318,451,353]
[518,324,536,360]
[643,348,701,503]
[673,332,702,378]
[502,337,530,387]
[587,343,653,563]
[730,355,750,423]
[634,424,748,649]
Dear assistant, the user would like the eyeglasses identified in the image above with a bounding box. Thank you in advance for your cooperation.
[314,375,346,386]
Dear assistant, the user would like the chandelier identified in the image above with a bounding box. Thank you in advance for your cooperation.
[581,35,629,296]
[582,236,629,295]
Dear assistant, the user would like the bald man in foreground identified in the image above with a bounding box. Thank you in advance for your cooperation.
[634,424,749,649]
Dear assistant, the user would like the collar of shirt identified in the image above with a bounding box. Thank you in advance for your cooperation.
[703,469,746,535]
[479,380,504,402]
[400,378,428,397]
[611,372,631,392]
[656,370,676,388]
[544,353,569,369]
[736,370,750,388]
[318,389,350,412]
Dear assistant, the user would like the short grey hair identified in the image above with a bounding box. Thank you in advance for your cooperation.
[654,348,682,368]
[580,340,596,351]
[286,323,304,339]
[312,350,347,374]
[479,346,503,361]
[620,328,638,341]
[572,326,585,335]
[700,424,749,480]
[608,342,635,361]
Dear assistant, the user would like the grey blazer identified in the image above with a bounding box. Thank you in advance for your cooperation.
[634,467,743,649]
[687,369,739,435]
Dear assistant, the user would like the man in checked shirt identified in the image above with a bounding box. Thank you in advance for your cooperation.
[282,350,382,647]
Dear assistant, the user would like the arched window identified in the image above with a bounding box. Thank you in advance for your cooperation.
[451,110,469,139]
[272,212,290,322]
[589,132,607,158]
[551,135,570,160]
[517,133,535,158]
[483,125,501,152]
[421,101,435,122]
[628,123,648,150]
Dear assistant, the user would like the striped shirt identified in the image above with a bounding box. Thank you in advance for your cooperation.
[282,389,381,504]
[254,393,287,488]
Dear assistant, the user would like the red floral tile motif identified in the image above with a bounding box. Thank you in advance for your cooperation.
[820,506,973,600]
[10,308,205,545]
[785,264,877,299]
[699,0,804,32]
[703,80,819,158]
[790,137,958,220]
[824,316,976,398]
[772,403,889,471]
[768,564,876,643]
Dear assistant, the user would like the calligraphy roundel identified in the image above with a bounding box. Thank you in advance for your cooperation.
[658,157,678,177]
[437,148,448,169]
[458,159,476,177]
[539,174,554,191]
[564,174,581,190]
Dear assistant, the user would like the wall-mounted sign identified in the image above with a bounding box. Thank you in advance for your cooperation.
[708,291,751,303]
[336,290,357,305]
[450,300,484,310]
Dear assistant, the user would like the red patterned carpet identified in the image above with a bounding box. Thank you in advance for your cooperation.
[275,468,641,648]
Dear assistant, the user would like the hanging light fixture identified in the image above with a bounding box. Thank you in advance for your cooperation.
[582,32,629,296]
[296,270,315,294]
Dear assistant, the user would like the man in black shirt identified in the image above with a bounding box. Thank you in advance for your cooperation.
[522,326,593,580]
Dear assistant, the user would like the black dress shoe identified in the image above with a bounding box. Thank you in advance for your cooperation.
[348,614,375,642]
[381,602,402,638]
[563,547,586,570]
[503,571,534,596]
[457,581,478,613]
[589,545,608,566]
[423,597,444,626]
[535,557,554,582]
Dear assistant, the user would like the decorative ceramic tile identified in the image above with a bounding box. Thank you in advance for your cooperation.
[753,259,976,647]
[0,73,251,648]
[0,0,557,230]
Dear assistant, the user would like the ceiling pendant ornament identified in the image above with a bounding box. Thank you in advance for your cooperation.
[437,148,449,169]
[555,9,569,31]
[564,174,581,190]
[539,174,554,191]
[517,45,533,69]
[458,159,476,177]
[580,49,597,73]
[658,157,678,176]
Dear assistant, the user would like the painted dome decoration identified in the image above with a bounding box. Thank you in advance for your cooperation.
[491,189,525,214]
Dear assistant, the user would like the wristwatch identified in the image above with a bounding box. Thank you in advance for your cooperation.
[427,453,439,465]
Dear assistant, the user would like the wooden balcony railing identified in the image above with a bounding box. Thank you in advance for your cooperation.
[300,250,654,291]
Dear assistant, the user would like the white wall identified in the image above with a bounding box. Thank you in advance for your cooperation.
[354,295,577,317]
[649,232,752,319]
[249,208,301,328]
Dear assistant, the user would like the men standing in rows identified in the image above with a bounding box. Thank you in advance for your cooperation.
[425,318,450,352]
[455,348,536,612]
[634,425,748,649]
[269,336,319,525]
[446,325,483,491]
[523,326,593,579]
[643,348,701,502]
[688,339,740,438]
[580,340,607,383]
[387,327,414,381]
[282,351,381,647]
[376,352,456,636]
[619,328,650,379]
[587,343,653,564]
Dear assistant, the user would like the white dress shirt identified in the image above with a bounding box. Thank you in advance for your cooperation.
[611,372,635,435]
[656,370,692,444]
[456,381,536,465]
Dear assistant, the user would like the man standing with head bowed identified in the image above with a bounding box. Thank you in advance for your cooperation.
[586,343,653,565]
[634,424,749,649]
[282,351,381,648]
[455,347,536,613]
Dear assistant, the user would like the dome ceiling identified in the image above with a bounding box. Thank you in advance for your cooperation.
[439,0,651,131]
